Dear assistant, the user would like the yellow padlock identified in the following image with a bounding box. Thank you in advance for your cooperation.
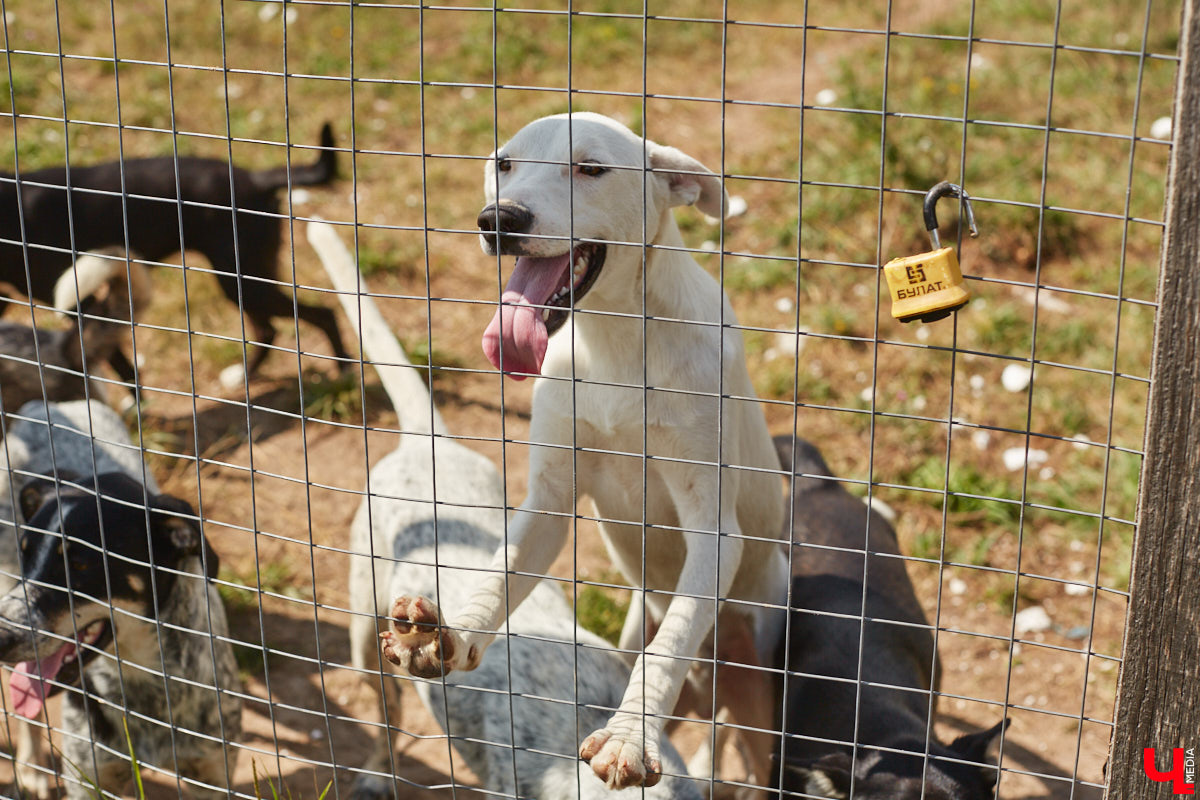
[884,181,978,323]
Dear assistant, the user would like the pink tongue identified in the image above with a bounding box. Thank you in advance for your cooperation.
[482,254,572,380]
[10,643,74,719]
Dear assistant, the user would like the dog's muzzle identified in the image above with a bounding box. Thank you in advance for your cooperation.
[478,201,533,255]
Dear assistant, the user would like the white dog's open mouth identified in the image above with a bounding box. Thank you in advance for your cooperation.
[482,242,606,379]
[8,619,109,719]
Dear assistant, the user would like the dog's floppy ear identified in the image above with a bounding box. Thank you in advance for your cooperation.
[17,471,86,520]
[18,477,58,520]
[648,142,728,218]
[151,493,218,578]
[948,718,1010,786]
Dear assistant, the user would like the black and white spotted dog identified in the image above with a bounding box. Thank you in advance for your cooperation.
[307,220,702,800]
[0,400,241,799]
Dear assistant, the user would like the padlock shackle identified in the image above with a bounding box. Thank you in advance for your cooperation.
[923,181,979,250]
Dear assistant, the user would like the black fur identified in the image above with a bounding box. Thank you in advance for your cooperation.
[0,123,347,378]
[772,435,1006,800]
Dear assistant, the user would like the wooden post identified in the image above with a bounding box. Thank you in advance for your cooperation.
[1105,0,1200,797]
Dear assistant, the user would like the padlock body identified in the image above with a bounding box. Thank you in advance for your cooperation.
[883,247,970,323]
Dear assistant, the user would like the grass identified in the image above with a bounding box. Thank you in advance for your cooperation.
[573,570,631,646]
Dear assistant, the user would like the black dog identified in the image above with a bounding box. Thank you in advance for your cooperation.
[772,436,1006,800]
[0,124,348,382]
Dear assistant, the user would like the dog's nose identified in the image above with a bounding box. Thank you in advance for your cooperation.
[477,202,533,236]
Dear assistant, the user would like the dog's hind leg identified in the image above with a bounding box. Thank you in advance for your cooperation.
[294,299,350,371]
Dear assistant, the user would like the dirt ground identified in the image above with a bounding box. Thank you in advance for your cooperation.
[0,1,1160,797]
[0,227,1122,800]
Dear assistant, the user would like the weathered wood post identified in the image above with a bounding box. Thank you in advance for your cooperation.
[1105,0,1200,797]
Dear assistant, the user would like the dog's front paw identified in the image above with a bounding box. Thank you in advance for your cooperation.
[379,595,474,678]
[579,723,662,789]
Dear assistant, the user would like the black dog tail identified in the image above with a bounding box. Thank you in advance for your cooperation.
[250,122,338,192]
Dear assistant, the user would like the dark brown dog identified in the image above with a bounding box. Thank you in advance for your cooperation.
[0,250,149,414]
[772,435,1006,800]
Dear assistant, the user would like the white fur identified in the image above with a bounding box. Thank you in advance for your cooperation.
[52,248,149,314]
[309,220,702,800]
[388,112,789,791]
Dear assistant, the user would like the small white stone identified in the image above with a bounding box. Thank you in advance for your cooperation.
[1014,285,1072,313]
[1071,433,1092,451]
[700,240,718,252]
[219,363,246,390]
[915,326,930,342]
[860,386,874,403]
[969,374,985,392]
[853,283,869,297]
[855,371,868,384]
[970,52,992,72]
[1003,447,1049,472]
[310,728,325,741]
[1001,363,1032,392]
[1113,31,1131,46]
[949,577,967,596]
[727,195,748,217]
[912,395,927,411]
[285,7,298,24]
[1014,605,1053,635]
[774,297,794,313]
[814,88,838,106]
[1069,539,1086,552]
[290,188,311,206]
[1150,116,1173,141]
[460,86,477,100]
[1038,466,1055,480]
[971,430,991,451]
[774,328,808,357]
[258,3,280,22]
[1064,582,1091,596]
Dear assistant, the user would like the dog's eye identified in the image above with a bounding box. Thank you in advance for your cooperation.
[496,157,512,173]
[578,162,607,177]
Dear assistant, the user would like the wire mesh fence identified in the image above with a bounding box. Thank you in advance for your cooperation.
[0,1,1186,799]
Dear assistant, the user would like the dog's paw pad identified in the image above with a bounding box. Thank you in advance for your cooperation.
[389,595,440,635]
[381,595,462,678]
[581,728,661,789]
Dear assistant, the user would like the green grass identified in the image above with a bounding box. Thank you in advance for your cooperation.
[573,571,631,646]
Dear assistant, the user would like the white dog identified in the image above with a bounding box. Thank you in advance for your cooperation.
[381,113,789,793]
[309,220,702,800]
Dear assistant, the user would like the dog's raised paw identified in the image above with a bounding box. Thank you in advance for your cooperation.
[380,595,465,678]
[580,727,662,789]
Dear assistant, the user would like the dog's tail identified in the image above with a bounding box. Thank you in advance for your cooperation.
[306,219,447,437]
[53,249,151,316]
[250,123,338,192]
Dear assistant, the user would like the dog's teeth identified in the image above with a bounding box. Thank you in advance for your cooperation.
[542,308,550,321]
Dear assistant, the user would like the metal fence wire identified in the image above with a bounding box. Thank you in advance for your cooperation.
[0,1,1186,799]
